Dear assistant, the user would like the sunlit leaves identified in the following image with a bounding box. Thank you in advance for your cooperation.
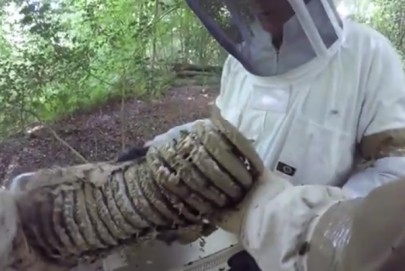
[354,0,405,59]
[0,0,223,137]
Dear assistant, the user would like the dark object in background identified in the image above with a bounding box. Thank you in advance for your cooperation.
[227,250,262,271]
[116,146,150,162]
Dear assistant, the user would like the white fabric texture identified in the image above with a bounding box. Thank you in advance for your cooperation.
[210,170,350,271]
[116,2,405,270]
[343,156,405,198]
[213,15,405,271]
[233,171,349,271]
[216,21,405,192]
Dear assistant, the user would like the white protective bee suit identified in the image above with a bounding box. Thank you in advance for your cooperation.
[5,0,403,270]
[100,0,405,270]
[99,0,405,270]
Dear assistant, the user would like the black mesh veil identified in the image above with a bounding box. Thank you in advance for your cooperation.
[185,0,261,74]
[185,0,342,76]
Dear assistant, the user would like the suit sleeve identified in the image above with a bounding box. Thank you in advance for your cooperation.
[217,38,405,271]
[343,36,405,198]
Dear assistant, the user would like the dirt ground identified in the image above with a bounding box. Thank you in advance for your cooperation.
[0,84,218,184]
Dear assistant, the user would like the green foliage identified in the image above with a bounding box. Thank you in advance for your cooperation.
[0,0,404,138]
[353,0,405,59]
[0,0,225,137]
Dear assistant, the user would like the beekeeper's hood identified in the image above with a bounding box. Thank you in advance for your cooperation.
[186,0,344,76]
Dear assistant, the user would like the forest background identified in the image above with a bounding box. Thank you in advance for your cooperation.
[0,0,402,181]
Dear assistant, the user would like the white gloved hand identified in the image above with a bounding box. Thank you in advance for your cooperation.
[210,169,351,271]
[144,119,211,148]
[210,170,293,236]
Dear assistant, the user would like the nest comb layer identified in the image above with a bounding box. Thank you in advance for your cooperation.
[15,108,264,268]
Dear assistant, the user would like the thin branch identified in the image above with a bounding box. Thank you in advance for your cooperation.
[120,78,128,151]
[87,71,115,87]
[23,109,88,163]
[46,126,88,163]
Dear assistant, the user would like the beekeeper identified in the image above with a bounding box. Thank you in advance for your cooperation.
[126,0,405,270]
[6,0,405,270]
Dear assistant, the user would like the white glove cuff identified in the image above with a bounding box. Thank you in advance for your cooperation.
[241,180,350,271]
[213,170,292,236]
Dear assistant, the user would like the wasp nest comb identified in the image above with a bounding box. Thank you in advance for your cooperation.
[12,106,264,268]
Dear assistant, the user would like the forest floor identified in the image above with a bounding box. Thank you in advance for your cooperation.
[0,84,218,185]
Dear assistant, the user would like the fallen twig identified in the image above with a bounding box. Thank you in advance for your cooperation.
[23,109,88,163]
